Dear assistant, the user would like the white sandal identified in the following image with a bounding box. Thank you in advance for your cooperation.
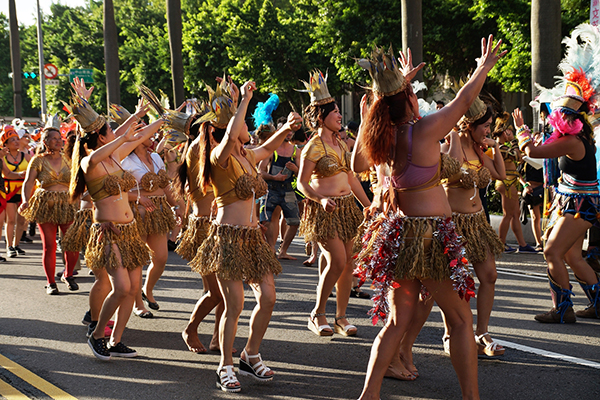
[238,349,274,382]
[308,311,333,336]
[216,365,241,392]
[334,315,357,336]
[442,334,450,355]
[475,332,505,357]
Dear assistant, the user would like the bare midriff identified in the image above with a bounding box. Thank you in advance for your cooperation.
[191,192,215,217]
[93,195,134,225]
[392,185,452,217]
[215,197,258,227]
[444,186,484,214]
[310,172,352,198]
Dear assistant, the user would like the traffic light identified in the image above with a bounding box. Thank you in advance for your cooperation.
[23,72,38,79]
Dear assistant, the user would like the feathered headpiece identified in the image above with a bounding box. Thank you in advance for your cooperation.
[410,81,438,118]
[139,85,211,135]
[450,78,488,124]
[252,93,279,129]
[108,104,132,126]
[196,78,238,129]
[62,94,106,135]
[492,112,513,138]
[45,114,62,130]
[357,45,408,97]
[297,70,334,106]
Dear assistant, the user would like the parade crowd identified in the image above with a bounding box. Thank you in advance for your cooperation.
[2,25,600,400]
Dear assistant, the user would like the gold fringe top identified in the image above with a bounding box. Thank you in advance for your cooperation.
[301,135,351,179]
[28,154,71,188]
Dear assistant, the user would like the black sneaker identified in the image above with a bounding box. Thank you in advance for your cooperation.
[7,247,17,258]
[0,256,6,262]
[45,283,59,295]
[82,310,92,325]
[88,335,111,361]
[61,275,79,291]
[108,342,138,358]
[14,246,25,255]
[86,321,97,338]
[28,222,36,237]
[20,233,33,243]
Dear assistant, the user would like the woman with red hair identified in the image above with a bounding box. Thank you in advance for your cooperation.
[352,37,505,400]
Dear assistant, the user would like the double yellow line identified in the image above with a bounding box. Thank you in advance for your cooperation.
[0,354,77,399]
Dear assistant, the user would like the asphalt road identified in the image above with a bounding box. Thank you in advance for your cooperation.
[0,236,599,400]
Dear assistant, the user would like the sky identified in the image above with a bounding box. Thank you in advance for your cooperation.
[1,0,88,27]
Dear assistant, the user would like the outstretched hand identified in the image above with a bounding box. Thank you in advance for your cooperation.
[123,121,144,142]
[511,108,524,129]
[286,112,302,130]
[240,81,256,101]
[70,77,94,100]
[398,48,425,82]
[134,98,149,119]
[476,35,507,72]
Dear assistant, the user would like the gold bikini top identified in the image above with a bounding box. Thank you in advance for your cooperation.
[140,169,170,192]
[444,158,492,189]
[302,135,351,179]
[87,158,137,202]
[29,154,71,188]
[210,148,268,208]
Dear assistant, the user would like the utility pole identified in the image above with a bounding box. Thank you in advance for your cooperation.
[36,0,46,121]
[8,0,22,118]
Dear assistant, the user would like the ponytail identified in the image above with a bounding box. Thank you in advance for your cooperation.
[198,122,213,195]
[175,140,191,199]
[69,136,87,203]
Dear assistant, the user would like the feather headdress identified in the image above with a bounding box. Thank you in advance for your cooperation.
[62,94,105,135]
[357,45,408,97]
[196,78,238,129]
[44,114,62,130]
[108,104,132,126]
[252,93,279,129]
[297,70,334,106]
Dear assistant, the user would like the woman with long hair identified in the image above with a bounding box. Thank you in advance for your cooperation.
[352,38,505,400]
[190,80,301,392]
[442,100,506,358]
[68,94,163,360]
[492,111,538,253]
[1,125,32,258]
[297,70,370,338]
[19,127,79,294]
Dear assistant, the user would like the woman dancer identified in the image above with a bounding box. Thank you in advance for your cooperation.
[19,127,79,294]
[1,125,31,258]
[123,130,183,317]
[353,37,505,400]
[515,93,600,321]
[492,112,537,253]
[297,70,370,337]
[68,94,163,360]
[190,80,301,392]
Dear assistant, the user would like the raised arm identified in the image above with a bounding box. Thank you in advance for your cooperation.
[351,94,373,173]
[253,112,302,163]
[212,81,256,167]
[114,98,149,139]
[414,35,507,143]
[114,119,164,161]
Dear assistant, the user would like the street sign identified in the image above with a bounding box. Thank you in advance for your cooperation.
[46,79,60,86]
[69,68,94,83]
[44,63,58,79]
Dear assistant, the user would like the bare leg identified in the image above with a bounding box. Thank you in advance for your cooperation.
[142,233,168,304]
[89,268,111,321]
[277,224,298,260]
[312,238,348,329]
[183,273,222,353]
[529,204,543,247]
[5,203,17,248]
[216,278,244,369]
[110,266,141,345]
[472,253,503,351]
[334,240,356,330]
[564,234,599,284]
[241,273,276,377]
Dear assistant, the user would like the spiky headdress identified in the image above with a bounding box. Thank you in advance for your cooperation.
[199,79,237,129]
[139,85,212,135]
[297,70,334,106]
[44,114,62,130]
[62,94,106,135]
[108,104,132,126]
[357,45,408,97]
[252,93,279,129]
[450,78,487,124]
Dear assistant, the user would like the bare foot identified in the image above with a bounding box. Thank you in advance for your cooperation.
[182,329,206,353]
[399,351,418,377]
[278,253,297,260]
[385,356,416,381]
[209,337,237,353]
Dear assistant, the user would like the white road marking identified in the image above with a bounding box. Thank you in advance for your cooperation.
[496,340,600,370]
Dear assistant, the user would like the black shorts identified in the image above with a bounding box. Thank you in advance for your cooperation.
[7,194,21,204]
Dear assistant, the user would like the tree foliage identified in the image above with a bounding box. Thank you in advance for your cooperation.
[0,0,595,118]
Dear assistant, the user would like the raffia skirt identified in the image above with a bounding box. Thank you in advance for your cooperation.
[452,209,504,264]
[62,208,93,252]
[299,193,363,244]
[19,189,77,225]
[175,214,211,261]
[190,222,282,283]
[84,220,151,271]
[130,195,176,236]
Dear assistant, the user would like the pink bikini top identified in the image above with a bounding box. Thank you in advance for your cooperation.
[379,125,440,192]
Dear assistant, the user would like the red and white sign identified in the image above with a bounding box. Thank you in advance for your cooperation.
[43,63,58,80]
[592,0,600,26]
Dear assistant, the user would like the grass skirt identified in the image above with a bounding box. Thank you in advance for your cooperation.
[355,212,474,324]
[130,195,176,236]
[175,214,211,261]
[299,194,363,244]
[190,222,281,283]
[84,220,151,271]
[452,209,503,264]
[62,208,93,252]
[19,189,77,225]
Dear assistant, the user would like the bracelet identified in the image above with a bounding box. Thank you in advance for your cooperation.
[518,136,532,151]
[516,125,530,136]
[523,182,530,188]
